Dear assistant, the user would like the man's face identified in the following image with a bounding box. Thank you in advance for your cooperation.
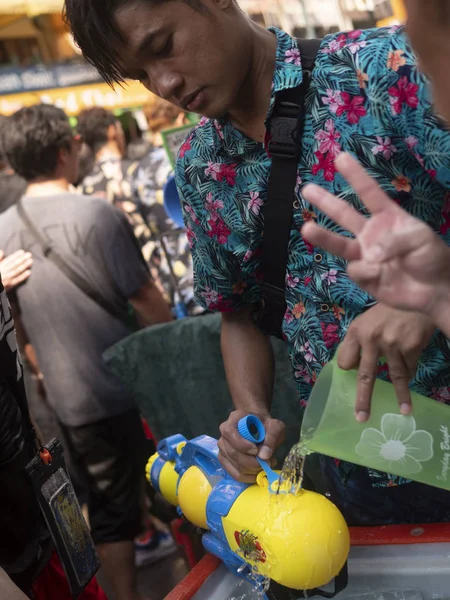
[405,0,450,123]
[113,0,252,119]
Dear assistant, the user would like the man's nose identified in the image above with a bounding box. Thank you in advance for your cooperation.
[151,68,184,103]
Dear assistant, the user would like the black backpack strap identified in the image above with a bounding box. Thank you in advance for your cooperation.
[268,562,348,600]
[258,38,321,339]
[16,198,129,326]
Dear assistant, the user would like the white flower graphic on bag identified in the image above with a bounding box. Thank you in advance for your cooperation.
[355,414,434,475]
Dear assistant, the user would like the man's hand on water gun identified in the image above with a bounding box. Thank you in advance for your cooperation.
[339,304,435,422]
[218,410,285,483]
[301,153,450,326]
[0,250,33,292]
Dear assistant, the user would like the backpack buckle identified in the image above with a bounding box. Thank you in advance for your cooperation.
[268,102,302,160]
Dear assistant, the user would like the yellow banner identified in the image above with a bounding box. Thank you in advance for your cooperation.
[0,0,63,16]
[0,80,154,116]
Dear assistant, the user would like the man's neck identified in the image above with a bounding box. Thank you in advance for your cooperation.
[96,142,123,163]
[228,24,277,143]
[25,178,71,198]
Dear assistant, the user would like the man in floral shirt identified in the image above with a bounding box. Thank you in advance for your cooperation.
[66,0,450,524]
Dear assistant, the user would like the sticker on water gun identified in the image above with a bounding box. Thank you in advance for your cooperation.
[234,530,267,563]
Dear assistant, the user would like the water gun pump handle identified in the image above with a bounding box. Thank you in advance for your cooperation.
[237,416,279,490]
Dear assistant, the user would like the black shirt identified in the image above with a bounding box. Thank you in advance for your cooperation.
[0,277,52,592]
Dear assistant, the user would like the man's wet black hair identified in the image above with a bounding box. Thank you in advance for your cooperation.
[77,107,118,154]
[3,105,73,182]
[64,0,204,87]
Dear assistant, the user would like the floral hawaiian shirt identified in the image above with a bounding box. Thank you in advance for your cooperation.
[176,26,450,488]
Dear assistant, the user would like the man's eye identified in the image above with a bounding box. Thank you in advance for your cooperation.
[155,37,172,57]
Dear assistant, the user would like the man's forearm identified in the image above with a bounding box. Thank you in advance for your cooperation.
[221,306,274,414]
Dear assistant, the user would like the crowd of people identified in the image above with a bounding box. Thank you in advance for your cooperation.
[1,0,450,598]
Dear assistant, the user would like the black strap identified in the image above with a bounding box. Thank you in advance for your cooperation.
[16,199,129,325]
[268,562,348,600]
[258,38,321,339]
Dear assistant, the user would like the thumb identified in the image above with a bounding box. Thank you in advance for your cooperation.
[258,419,286,460]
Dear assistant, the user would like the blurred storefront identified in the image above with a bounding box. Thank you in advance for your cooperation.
[0,0,154,117]
[338,0,406,28]
[240,0,352,37]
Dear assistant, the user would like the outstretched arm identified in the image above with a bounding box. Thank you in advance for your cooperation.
[302,153,450,337]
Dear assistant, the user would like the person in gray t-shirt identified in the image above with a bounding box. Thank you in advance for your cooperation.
[0,104,173,600]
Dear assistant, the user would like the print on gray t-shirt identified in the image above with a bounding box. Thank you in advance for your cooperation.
[0,194,150,426]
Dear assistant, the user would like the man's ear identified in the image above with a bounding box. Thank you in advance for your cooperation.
[107,123,117,142]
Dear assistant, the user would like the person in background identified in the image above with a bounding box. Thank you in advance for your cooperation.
[77,108,159,278]
[65,0,450,527]
[0,274,107,599]
[131,98,197,313]
[301,0,450,338]
[0,104,173,600]
[0,116,26,214]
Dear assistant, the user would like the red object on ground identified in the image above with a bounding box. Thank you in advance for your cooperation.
[32,550,108,600]
[141,417,156,443]
[171,519,199,569]
[166,524,450,600]
[350,523,450,546]
[165,554,222,600]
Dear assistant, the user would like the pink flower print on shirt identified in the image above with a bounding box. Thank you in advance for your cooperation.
[217,163,237,186]
[346,40,367,54]
[248,191,264,216]
[179,137,192,158]
[312,151,337,182]
[285,47,301,66]
[389,76,419,115]
[186,225,196,249]
[322,34,347,54]
[372,136,397,160]
[287,273,300,288]
[201,286,221,308]
[184,204,199,225]
[205,162,222,181]
[300,341,316,363]
[205,192,224,221]
[405,136,419,151]
[321,269,338,284]
[243,249,254,262]
[315,119,342,158]
[207,218,231,244]
[347,30,362,40]
[214,120,225,140]
[431,387,450,404]
[295,174,303,194]
[322,89,344,114]
[336,93,367,125]
[321,322,340,349]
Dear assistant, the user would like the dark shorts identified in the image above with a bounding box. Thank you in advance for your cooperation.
[60,410,155,545]
[321,456,450,526]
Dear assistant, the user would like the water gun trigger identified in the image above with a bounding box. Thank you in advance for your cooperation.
[237,416,280,492]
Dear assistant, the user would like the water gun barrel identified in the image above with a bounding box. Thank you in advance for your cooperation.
[147,420,350,591]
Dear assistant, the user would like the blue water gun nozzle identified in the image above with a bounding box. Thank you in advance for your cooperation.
[237,416,280,491]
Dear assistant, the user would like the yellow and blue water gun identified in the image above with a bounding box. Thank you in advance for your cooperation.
[146,416,350,594]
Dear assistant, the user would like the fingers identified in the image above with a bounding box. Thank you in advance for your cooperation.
[301,222,361,262]
[364,224,436,263]
[335,153,394,215]
[384,350,413,415]
[219,415,258,457]
[354,347,379,422]
[218,411,285,482]
[347,260,381,284]
[302,182,366,235]
[258,418,286,460]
